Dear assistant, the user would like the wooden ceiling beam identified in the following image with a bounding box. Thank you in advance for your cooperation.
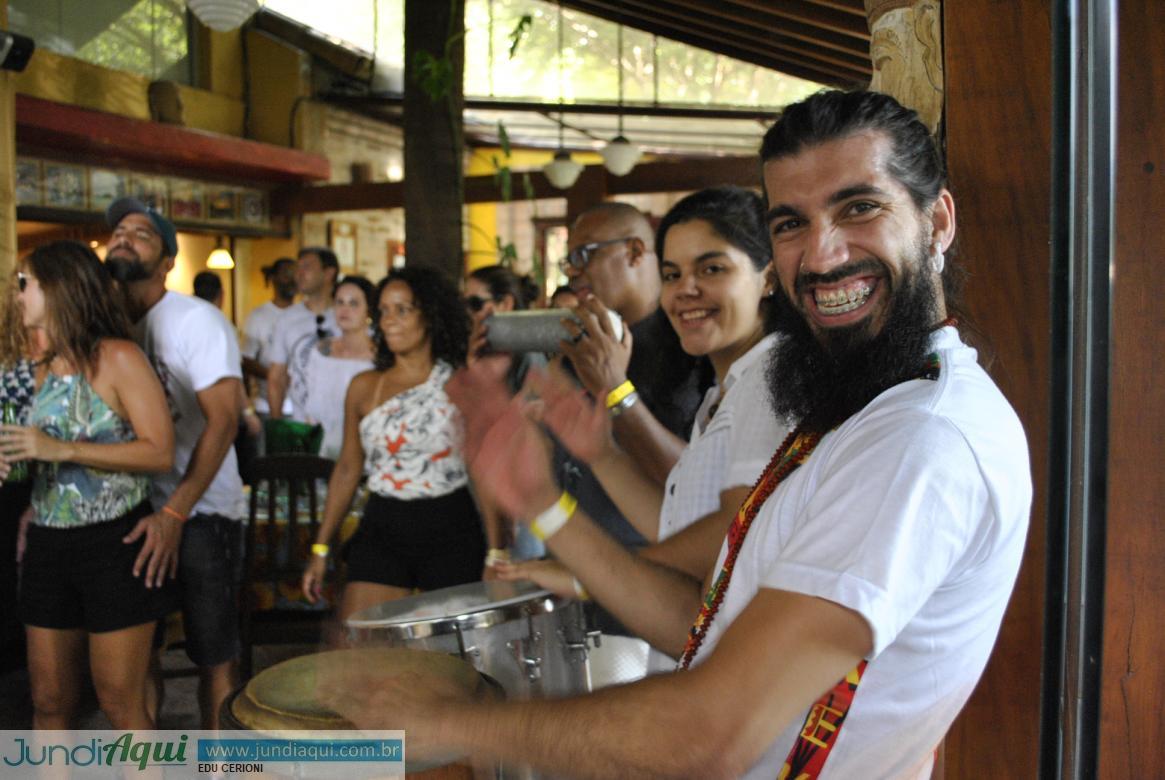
[585,0,870,70]
[724,0,869,39]
[279,155,762,215]
[660,0,870,59]
[562,0,868,41]
[567,0,868,84]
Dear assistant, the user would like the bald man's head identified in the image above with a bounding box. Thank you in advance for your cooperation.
[565,202,661,324]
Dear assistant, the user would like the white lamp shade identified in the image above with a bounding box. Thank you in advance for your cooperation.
[543,151,585,190]
[187,0,261,33]
[601,136,641,176]
[207,248,235,269]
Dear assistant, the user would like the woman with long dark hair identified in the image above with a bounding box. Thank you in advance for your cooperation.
[302,267,485,623]
[285,275,376,458]
[0,240,176,729]
[497,187,790,588]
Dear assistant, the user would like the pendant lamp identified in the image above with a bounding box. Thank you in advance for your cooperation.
[207,239,235,269]
[542,2,584,190]
[187,0,262,33]
[601,24,641,177]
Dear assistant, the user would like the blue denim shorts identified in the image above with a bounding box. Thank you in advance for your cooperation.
[178,514,244,666]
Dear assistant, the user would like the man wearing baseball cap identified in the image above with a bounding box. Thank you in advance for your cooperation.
[105,197,246,729]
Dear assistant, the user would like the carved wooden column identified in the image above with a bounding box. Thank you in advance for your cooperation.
[403,0,465,279]
[865,0,945,133]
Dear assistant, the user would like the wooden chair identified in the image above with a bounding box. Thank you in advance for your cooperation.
[240,454,337,680]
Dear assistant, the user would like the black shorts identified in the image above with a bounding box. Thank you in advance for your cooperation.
[19,502,180,634]
[178,514,244,667]
[344,488,486,591]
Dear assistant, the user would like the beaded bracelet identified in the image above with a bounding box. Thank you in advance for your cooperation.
[530,491,578,542]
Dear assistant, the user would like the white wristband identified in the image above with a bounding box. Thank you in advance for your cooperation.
[530,491,578,542]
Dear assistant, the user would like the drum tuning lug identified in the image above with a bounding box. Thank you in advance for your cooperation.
[507,638,544,683]
[587,629,602,648]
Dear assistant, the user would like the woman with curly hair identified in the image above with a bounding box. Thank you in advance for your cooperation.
[302,266,485,623]
[0,241,176,729]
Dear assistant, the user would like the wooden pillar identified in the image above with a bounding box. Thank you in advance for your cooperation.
[0,0,16,277]
[1100,0,1165,776]
[403,0,465,279]
[941,1,1051,777]
[565,166,609,226]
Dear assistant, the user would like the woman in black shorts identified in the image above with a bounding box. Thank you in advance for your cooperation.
[302,267,485,624]
[0,242,176,729]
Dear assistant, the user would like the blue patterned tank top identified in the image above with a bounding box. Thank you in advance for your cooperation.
[29,372,150,528]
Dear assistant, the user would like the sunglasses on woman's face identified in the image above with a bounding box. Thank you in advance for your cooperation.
[17,272,28,293]
[464,295,494,313]
[315,313,330,340]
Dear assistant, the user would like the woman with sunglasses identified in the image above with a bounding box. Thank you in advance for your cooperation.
[0,241,176,729]
[302,267,485,625]
[285,275,376,459]
[496,187,790,589]
[462,265,550,573]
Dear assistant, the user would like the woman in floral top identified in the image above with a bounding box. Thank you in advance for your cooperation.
[302,266,485,625]
[0,241,175,730]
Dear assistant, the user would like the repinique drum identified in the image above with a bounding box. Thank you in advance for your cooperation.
[346,580,594,701]
[222,647,498,778]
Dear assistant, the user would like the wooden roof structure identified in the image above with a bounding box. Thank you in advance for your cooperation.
[558,0,872,88]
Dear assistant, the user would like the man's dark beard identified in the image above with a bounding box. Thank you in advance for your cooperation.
[105,254,153,283]
[766,253,941,433]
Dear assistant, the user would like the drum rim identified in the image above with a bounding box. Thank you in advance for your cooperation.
[345,579,566,634]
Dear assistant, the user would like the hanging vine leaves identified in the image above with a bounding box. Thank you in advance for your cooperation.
[508,14,533,60]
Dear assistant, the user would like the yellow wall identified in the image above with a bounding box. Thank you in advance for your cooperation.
[14,49,246,137]
[464,147,603,275]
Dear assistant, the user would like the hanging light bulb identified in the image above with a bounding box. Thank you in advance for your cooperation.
[187,0,262,33]
[602,24,640,177]
[543,1,583,190]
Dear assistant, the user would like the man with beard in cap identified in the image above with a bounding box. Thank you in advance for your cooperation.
[104,198,245,729]
[324,90,1033,780]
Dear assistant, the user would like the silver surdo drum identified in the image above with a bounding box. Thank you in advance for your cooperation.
[346,580,597,700]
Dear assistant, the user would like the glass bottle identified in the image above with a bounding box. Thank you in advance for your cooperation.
[1,402,29,483]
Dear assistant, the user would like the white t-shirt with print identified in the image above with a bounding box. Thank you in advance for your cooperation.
[267,302,337,366]
[691,328,1031,780]
[659,333,788,540]
[241,300,293,414]
[134,291,245,520]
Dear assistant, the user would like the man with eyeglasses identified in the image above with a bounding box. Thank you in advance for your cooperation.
[560,202,709,484]
[104,197,246,729]
[265,247,339,420]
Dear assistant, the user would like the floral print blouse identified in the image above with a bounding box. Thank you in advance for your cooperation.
[359,361,469,500]
[29,372,150,528]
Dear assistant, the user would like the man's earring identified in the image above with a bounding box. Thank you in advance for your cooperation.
[930,243,945,274]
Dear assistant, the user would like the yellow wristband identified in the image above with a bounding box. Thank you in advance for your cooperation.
[604,380,636,410]
[311,543,330,557]
[530,491,578,542]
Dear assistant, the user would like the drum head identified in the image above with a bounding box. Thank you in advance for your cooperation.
[231,647,485,732]
[346,579,559,636]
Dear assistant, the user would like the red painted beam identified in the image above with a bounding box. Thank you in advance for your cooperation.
[15,94,330,184]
